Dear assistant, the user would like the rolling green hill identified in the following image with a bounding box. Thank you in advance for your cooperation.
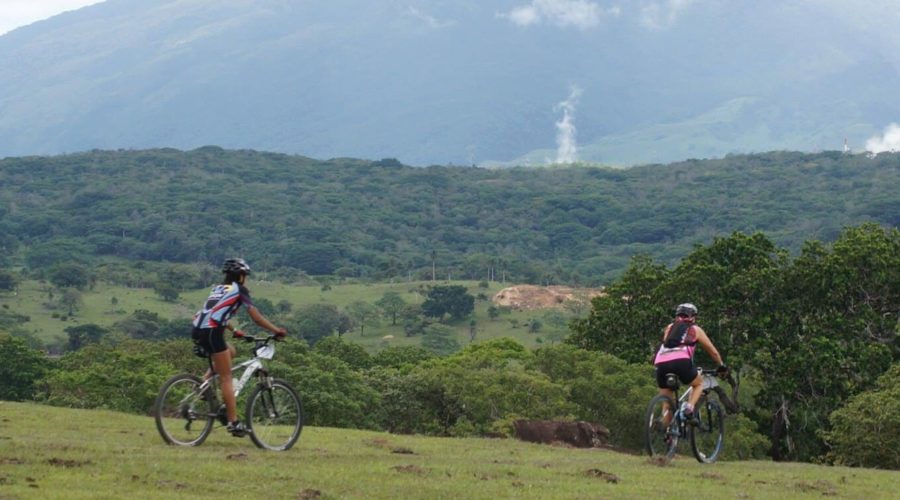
[1,148,897,285]
[0,402,897,499]
[4,278,566,351]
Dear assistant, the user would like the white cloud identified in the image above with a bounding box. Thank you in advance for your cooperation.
[640,0,698,30]
[406,6,455,29]
[865,123,900,154]
[502,0,620,30]
[0,0,105,36]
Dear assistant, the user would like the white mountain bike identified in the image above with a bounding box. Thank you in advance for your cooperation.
[154,333,303,451]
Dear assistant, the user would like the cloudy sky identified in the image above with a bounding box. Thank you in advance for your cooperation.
[0,0,105,35]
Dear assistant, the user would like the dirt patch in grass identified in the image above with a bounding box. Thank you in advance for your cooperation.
[391,447,415,455]
[392,464,428,475]
[0,458,25,465]
[697,471,725,481]
[47,458,92,468]
[297,489,323,499]
[227,452,249,460]
[796,480,838,496]
[584,469,620,483]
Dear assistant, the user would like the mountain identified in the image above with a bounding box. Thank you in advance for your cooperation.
[1,0,899,166]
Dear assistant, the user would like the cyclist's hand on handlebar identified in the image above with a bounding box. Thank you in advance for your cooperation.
[232,329,246,338]
[716,364,729,376]
[273,327,288,339]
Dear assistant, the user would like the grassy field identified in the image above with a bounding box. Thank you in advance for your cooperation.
[3,279,567,352]
[0,402,897,499]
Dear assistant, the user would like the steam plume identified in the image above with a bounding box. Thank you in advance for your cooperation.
[865,123,900,154]
[555,86,582,164]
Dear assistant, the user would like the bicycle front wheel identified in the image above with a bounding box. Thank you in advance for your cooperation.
[645,394,679,460]
[691,398,725,463]
[154,374,215,446]
[246,378,303,451]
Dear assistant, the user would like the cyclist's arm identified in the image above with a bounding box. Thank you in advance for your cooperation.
[247,306,287,336]
[693,326,723,365]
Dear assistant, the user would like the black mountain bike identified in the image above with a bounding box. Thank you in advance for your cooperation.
[154,333,303,451]
[645,367,726,463]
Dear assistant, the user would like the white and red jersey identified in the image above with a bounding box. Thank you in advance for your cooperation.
[192,281,254,329]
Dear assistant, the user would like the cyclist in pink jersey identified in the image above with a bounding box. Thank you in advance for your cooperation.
[653,303,727,421]
[192,258,287,437]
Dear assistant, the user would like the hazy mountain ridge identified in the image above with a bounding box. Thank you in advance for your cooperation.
[2,0,899,165]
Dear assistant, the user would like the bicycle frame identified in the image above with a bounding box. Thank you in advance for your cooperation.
[198,339,275,402]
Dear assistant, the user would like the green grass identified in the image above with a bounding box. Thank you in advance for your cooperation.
[3,279,564,352]
[0,402,897,499]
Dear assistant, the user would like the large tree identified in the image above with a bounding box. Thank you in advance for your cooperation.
[421,285,474,321]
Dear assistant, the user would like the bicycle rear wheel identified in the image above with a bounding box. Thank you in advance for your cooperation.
[691,398,725,463]
[154,374,215,446]
[645,394,679,460]
[246,378,303,451]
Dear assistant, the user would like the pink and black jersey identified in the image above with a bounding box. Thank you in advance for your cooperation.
[653,321,698,365]
[192,281,254,329]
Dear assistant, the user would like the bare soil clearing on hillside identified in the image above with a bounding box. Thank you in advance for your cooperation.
[492,285,605,311]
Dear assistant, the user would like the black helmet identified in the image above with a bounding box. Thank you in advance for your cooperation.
[222,258,251,275]
[675,303,698,317]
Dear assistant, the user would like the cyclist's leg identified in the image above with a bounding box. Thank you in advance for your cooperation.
[686,372,703,409]
[654,368,676,426]
[208,329,237,422]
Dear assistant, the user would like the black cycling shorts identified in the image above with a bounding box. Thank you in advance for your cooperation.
[655,358,698,388]
[192,327,228,355]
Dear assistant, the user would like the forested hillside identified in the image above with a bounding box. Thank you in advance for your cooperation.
[1,148,897,284]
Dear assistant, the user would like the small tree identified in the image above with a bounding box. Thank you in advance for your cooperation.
[0,269,19,292]
[375,291,407,325]
[65,324,109,351]
[0,333,49,401]
[49,263,90,290]
[60,288,83,316]
[421,324,460,356]
[154,281,180,302]
[346,301,379,336]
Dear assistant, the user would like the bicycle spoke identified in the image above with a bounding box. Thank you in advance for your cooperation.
[155,374,215,446]
[247,380,303,451]
[645,394,679,460]
[691,399,725,463]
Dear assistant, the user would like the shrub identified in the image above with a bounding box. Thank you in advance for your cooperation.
[825,364,900,469]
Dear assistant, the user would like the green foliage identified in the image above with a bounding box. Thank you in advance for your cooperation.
[292,303,352,345]
[113,309,187,341]
[421,285,475,321]
[0,269,19,291]
[1,150,897,286]
[529,344,657,448]
[153,281,180,302]
[38,341,174,413]
[720,413,771,461]
[375,291,406,325]
[421,324,461,356]
[370,345,436,370]
[49,263,90,289]
[313,335,372,370]
[345,300,379,336]
[274,341,380,429]
[0,333,50,401]
[64,324,109,351]
[569,224,900,461]
[826,364,900,469]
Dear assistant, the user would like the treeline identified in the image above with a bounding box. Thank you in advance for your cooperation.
[1,148,897,285]
[1,223,897,468]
